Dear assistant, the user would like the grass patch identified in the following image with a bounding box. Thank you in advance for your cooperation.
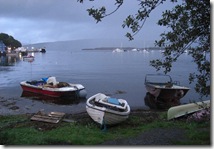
[0,111,211,145]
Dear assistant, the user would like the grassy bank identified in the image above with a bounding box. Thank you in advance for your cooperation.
[0,110,210,145]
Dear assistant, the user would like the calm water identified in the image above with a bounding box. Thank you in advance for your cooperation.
[0,42,209,115]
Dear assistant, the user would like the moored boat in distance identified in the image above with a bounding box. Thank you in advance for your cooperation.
[144,74,190,109]
[131,48,140,52]
[22,54,35,62]
[39,48,46,53]
[112,48,125,53]
[86,93,131,125]
[20,76,87,98]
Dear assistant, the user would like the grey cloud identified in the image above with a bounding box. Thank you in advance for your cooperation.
[0,0,175,44]
[0,0,92,22]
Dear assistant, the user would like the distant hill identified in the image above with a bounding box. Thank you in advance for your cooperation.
[23,38,163,51]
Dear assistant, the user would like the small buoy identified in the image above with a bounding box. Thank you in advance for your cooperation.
[78,89,87,98]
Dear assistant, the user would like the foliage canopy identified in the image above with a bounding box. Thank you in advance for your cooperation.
[0,33,22,49]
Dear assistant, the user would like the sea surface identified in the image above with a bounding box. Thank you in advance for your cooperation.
[0,41,210,115]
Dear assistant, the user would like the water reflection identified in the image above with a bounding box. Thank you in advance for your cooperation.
[0,52,36,66]
[23,57,35,63]
[21,91,86,105]
[0,55,21,66]
[144,92,182,110]
[144,92,172,109]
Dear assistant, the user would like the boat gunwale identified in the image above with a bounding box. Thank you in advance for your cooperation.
[145,83,190,90]
[144,74,190,90]
[86,104,130,117]
[20,81,85,92]
[145,74,173,84]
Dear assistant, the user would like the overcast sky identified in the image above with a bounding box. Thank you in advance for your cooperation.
[0,0,178,45]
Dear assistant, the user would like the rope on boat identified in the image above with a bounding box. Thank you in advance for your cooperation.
[101,117,107,132]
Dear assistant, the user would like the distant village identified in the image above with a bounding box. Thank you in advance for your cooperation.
[0,40,46,57]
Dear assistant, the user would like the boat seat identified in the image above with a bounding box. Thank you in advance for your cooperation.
[97,98,126,110]
[27,80,45,86]
[94,93,127,110]
[107,98,120,105]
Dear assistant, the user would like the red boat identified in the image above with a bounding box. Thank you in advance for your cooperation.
[20,76,87,98]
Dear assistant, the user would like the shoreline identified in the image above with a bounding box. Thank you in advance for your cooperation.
[0,106,210,145]
[0,95,150,116]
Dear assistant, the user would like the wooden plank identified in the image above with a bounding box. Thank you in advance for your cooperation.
[32,115,60,120]
[50,111,65,116]
[31,116,60,123]
[31,111,65,123]
[49,112,65,117]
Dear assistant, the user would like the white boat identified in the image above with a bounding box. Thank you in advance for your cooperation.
[112,48,124,53]
[86,93,131,125]
[131,48,139,52]
[143,49,149,53]
[23,55,35,62]
[144,74,190,109]
[167,100,210,120]
[113,42,125,53]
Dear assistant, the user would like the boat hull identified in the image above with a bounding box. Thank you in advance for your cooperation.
[167,100,210,120]
[86,105,130,125]
[21,91,86,105]
[21,84,76,97]
[145,85,190,109]
[20,81,86,98]
[86,93,130,125]
[103,110,130,125]
[23,56,34,62]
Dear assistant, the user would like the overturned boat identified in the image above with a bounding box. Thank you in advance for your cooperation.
[144,74,190,109]
[167,100,210,120]
[86,93,131,125]
[20,76,87,98]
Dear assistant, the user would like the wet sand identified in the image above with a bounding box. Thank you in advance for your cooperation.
[0,95,87,115]
[0,93,148,116]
